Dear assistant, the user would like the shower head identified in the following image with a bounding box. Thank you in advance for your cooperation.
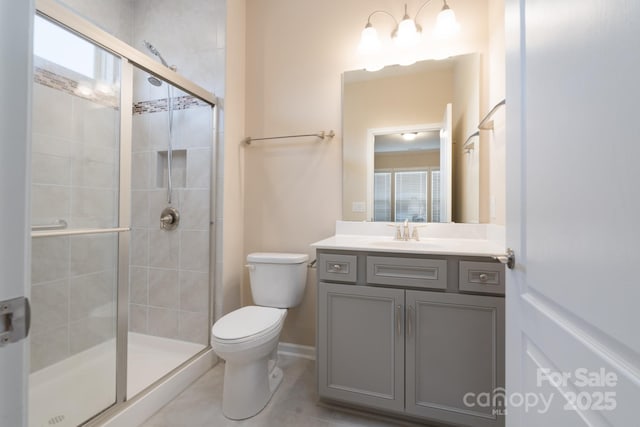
[143,40,169,67]
[147,75,163,87]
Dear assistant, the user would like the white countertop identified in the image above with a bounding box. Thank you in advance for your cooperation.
[311,221,506,257]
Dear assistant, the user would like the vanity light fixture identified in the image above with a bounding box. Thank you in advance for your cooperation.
[358,0,460,70]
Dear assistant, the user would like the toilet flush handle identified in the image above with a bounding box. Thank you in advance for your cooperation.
[244,264,255,271]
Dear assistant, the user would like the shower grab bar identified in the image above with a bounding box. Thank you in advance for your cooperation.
[243,130,335,145]
[32,226,130,238]
[31,219,68,231]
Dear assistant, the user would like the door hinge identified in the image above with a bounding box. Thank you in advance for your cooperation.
[0,297,30,347]
[493,248,515,270]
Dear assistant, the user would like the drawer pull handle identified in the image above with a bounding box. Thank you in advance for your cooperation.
[396,305,402,337]
[332,264,342,271]
[407,305,414,338]
[479,273,489,282]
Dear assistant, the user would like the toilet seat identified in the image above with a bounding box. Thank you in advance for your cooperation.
[212,306,286,344]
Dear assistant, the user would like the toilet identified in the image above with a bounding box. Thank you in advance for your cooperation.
[211,252,309,420]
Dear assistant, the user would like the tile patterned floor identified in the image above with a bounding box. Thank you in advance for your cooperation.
[140,355,430,427]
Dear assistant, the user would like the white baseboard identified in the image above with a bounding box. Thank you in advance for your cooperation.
[277,342,316,360]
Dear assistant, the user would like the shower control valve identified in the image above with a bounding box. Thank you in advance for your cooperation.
[160,207,180,231]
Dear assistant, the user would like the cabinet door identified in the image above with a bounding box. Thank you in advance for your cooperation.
[406,291,505,427]
[318,282,404,412]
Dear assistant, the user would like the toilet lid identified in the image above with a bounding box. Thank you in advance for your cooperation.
[212,306,286,342]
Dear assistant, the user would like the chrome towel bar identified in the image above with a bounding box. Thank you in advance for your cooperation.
[243,130,335,145]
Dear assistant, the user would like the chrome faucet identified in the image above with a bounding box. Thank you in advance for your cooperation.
[402,219,410,241]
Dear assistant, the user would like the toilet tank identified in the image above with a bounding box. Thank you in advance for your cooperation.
[247,252,309,308]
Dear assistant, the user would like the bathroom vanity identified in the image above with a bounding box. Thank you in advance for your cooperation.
[312,223,506,427]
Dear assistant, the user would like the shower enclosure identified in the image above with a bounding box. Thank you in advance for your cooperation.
[28,3,216,426]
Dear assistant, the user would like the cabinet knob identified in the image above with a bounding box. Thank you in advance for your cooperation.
[479,273,488,282]
[332,264,342,271]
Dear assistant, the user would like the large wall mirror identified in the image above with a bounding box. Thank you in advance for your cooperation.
[342,53,483,223]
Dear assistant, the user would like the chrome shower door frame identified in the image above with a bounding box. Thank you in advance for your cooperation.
[35,0,218,422]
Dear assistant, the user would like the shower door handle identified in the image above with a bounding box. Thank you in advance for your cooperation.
[0,297,30,347]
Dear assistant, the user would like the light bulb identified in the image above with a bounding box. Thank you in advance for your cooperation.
[434,5,460,38]
[402,132,418,141]
[358,23,381,54]
[395,17,420,48]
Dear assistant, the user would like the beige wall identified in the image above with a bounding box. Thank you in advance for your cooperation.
[241,0,502,346]
[452,54,481,223]
[487,0,506,225]
[217,0,246,318]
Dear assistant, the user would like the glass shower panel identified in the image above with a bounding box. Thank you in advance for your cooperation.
[128,66,211,397]
[29,15,121,427]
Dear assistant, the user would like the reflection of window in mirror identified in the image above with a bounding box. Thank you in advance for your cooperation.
[374,169,440,222]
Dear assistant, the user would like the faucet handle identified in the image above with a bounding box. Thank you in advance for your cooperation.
[387,223,403,240]
[411,224,427,241]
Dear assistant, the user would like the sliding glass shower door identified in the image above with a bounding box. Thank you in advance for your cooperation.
[29,15,123,427]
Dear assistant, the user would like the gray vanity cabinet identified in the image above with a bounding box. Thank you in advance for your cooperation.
[405,291,505,427]
[317,282,405,412]
[316,250,505,427]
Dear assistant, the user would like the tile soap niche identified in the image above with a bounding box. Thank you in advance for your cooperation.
[156,149,187,188]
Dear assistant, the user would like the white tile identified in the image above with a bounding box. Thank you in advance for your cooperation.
[129,304,148,333]
[186,149,211,190]
[148,268,179,309]
[32,152,71,186]
[30,325,69,373]
[130,266,149,305]
[148,307,179,339]
[69,316,116,354]
[31,184,71,224]
[69,270,116,321]
[131,228,149,267]
[179,230,209,272]
[31,236,70,284]
[148,229,180,269]
[31,280,69,335]
[70,234,118,276]
[179,189,210,230]
[178,311,209,345]
[132,190,150,228]
[179,270,209,312]
[32,84,74,139]
[132,152,151,190]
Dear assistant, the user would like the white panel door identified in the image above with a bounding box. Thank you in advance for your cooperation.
[0,1,34,426]
[440,103,452,222]
[506,0,640,426]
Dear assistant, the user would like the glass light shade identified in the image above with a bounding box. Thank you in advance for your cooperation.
[434,7,460,38]
[402,132,418,141]
[395,18,420,48]
[358,25,381,54]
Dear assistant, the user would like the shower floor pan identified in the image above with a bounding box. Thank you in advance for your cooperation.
[29,333,205,427]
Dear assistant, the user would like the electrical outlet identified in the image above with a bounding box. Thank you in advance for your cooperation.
[352,201,366,212]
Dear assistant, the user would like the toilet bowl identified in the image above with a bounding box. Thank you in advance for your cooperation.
[211,252,308,420]
[211,306,287,419]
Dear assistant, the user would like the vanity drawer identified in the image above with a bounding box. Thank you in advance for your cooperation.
[459,261,505,295]
[366,256,447,290]
[318,253,358,283]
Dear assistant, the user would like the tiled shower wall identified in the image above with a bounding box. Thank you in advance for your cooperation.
[30,82,119,372]
[128,88,212,346]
